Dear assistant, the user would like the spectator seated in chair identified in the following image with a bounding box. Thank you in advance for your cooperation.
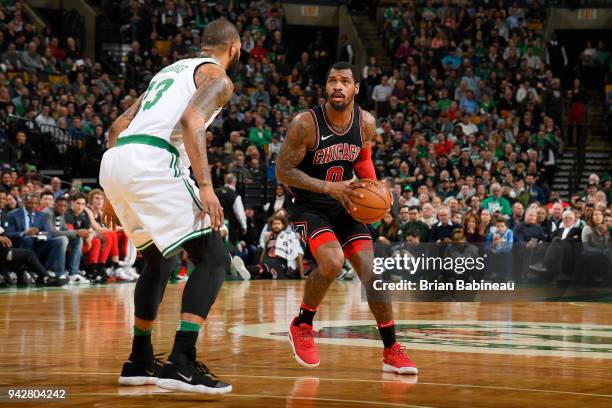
[41,196,88,283]
[232,215,303,281]
[6,193,68,280]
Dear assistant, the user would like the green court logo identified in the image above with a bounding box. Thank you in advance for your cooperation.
[229,320,612,359]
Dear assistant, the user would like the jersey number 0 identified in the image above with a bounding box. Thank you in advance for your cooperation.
[325,166,344,182]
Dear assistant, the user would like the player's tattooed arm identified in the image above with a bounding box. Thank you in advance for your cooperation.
[191,65,234,130]
[182,65,233,188]
[107,93,144,148]
[360,109,377,147]
[278,112,363,210]
[181,65,233,229]
[275,112,324,193]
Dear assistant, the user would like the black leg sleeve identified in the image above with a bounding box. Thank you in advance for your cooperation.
[134,246,176,321]
[181,231,230,318]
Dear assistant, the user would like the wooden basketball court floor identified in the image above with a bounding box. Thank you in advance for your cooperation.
[0,280,611,408]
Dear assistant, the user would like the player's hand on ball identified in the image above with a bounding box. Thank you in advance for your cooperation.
[200,185,224,230]
[325,179,364,213]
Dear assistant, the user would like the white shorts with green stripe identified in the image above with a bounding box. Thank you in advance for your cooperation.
[100,134,211,258]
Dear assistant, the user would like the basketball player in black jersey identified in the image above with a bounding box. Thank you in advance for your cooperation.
[276,62,417,374]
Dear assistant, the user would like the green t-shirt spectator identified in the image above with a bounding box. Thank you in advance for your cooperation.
[274,102,292,117]
[196,12,212,29]
[12,98,25,116]
[437,98,452,112]
[247,23,267,37]
[475,64,491,81]
[531,131,558,150]
[494,146,505,160]
[384,7,402,31]
[482,196,512,216]
[416,144,429,158]
[518,43,540,56]
[480,98,496,113]
[515,190,531,209]
[81,122,94,135]
[384,7,394,20]
[248,126,272,148]
[595,49,610,69]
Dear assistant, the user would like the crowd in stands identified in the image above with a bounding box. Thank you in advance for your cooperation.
[0,175,137,286]
[0,1,609,287]
[356,0,611,284]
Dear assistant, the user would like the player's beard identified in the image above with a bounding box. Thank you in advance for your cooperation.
[226,53,241,79]
[326,91,353,112]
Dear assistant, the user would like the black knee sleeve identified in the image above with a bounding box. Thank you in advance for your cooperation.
[181,232,230,318]
[134,246,176,321]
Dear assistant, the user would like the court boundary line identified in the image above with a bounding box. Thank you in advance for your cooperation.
[64,392,430,407]
[219,374,612,399]
[7,371,611,399]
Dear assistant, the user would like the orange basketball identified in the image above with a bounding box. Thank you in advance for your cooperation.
[348,179,393,224]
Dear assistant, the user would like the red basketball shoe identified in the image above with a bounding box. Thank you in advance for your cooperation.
[288,317,320,368]
[382,343,418,375]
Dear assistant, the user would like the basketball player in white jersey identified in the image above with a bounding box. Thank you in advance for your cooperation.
[100,19,240,394]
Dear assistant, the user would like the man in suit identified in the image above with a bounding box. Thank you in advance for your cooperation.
[0,191,66,286]
[529,210,582,281]
[7,193,66,278]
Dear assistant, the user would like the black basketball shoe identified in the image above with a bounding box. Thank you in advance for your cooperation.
[36,274,68,287]
[156,355,232,394]
[118,354,164,386]
[17,271,35,287]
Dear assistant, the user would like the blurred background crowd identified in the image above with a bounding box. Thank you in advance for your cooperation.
[0,0,609,287]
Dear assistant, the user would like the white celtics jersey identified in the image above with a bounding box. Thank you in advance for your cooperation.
[119,57,224,169]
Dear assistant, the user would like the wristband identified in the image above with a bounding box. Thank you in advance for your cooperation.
[322,181,327,194]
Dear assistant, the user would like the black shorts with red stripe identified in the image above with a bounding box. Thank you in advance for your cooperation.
[289,203,373,260]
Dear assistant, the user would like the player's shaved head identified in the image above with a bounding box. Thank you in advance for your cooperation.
[200,18,241,77]
[201,19,240,49]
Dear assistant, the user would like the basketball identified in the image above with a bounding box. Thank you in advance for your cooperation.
[348,179,393,224]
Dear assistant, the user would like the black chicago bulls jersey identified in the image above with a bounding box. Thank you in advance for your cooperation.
[291,104,364,210]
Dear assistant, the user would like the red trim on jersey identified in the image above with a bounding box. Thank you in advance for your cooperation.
[300,302,318,312]
[341,233,373,247]
[310,227,334,239]
[342,238,373,258]
[377,320,395,328]
[308,230,338,257]
[322,104,354,136]
[308,108,320,151]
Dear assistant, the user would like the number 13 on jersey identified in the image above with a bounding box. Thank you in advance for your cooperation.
[141,78,174,111]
